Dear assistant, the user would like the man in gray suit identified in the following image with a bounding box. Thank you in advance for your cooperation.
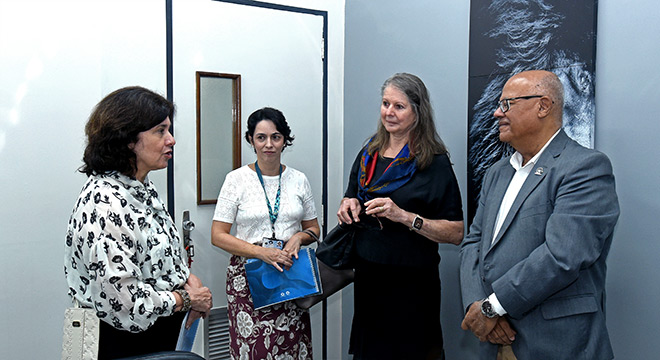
[460,70,619,359]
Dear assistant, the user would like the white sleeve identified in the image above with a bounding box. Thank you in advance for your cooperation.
[213,171,240,223]
[300,173,317,221]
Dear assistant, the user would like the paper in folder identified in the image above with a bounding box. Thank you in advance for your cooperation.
[245,247,322,310]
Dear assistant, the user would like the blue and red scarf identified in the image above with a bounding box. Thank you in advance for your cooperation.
[356,139,417,202]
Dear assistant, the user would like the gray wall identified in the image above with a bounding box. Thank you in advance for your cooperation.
[344,1,474,358]
[344,0,660,359]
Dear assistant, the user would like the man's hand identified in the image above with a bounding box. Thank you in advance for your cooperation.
[486,317,516,345]
[461,300,499,342]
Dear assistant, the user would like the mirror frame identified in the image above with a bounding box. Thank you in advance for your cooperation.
[196,71,242,205]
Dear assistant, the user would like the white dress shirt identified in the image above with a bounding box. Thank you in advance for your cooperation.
[488,130,560,316]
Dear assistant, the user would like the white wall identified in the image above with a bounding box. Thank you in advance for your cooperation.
[266,3,348,358]
[170,0,345,357]
[0,1,167,358]
[0,0,345,358]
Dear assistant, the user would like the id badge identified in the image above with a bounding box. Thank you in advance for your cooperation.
[262,237,284,250]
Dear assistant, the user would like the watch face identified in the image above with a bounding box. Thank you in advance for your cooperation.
[481,300,496,318]
[413,216,423,230]
[482,301,491,312]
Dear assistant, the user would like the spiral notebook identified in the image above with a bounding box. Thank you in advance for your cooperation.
[245,247,322,310]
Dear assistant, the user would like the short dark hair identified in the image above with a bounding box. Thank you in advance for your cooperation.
[244,107,294,149]
[80,86,174,177]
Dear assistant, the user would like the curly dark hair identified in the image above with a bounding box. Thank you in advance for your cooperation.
[79,86,175,177]
[244,107,295,150]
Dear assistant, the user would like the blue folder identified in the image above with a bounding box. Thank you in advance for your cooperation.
[245,248,322,310]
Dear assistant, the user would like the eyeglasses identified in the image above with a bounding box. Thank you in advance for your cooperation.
[498,95,544,113]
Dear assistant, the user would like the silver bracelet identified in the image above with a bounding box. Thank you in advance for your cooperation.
[174,289,192,312]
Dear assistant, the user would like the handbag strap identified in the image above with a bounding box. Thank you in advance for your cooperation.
[302,229,319,242]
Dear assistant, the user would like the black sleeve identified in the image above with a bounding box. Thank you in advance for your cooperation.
[436,158,463,221]
[344,148,364,199]
[391,153,463,222]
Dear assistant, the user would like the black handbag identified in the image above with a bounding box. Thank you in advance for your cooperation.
[295,223,358,309]
[294,259,354,309]
[315,222,357,269]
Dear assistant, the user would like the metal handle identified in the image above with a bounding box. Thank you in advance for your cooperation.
[183,220,195,232]
[182,210,195,267]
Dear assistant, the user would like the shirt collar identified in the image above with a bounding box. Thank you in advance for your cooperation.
[105,172,165,211]
[510,129,561,171]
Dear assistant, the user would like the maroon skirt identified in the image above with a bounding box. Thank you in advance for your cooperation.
[226,255,313,359]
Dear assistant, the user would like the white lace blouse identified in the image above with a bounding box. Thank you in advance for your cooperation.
[64,172,189,332]
[213,165,317,244]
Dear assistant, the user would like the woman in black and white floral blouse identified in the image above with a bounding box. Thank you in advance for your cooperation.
[64,86,212,359]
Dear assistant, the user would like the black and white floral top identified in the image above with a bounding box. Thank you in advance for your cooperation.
[64,172,189,333]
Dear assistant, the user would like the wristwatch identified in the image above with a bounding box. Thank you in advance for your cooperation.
[480,298,498,318]
[410,214,423,231]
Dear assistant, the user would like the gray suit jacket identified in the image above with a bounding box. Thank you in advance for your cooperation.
[460,130,619,360]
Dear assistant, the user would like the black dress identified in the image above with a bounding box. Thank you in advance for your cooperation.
[345,151,463,360]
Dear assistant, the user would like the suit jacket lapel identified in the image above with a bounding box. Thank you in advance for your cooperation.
[481,162,515,256]
[488,130,570,251]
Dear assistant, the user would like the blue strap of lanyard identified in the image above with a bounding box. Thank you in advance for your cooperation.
[254,162,282,239]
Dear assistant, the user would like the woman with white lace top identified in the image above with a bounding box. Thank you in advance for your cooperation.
[211,107,320,360]
[64,86,213,359]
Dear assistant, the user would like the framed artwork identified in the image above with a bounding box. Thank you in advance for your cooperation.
[467,0,598,223]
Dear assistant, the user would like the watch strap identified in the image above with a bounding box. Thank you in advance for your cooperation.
[174,289,192,312]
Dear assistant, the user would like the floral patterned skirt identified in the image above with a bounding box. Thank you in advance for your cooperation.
[227,255,313,360]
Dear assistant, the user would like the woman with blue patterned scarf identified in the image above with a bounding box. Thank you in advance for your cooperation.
[338,73,465,360]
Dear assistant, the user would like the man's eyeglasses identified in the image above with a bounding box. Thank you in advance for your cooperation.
[498,95,544,113]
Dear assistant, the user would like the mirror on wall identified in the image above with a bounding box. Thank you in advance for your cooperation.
[196,71,241,205]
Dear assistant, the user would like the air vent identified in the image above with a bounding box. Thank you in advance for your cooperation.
[205,306,230,360]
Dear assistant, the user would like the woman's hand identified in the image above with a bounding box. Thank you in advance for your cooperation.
[338,197,362,224]
[364,197,406,223]
[258,247,294,272]
[186,273,204,288]
[283,236,302,260]
[184,277,208,329]
[186,310,205,329]
[364,197,464,244]
[184,281,213,316]
[284,219,320,260]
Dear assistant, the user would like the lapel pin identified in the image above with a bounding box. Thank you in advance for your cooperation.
[534,167,544,176]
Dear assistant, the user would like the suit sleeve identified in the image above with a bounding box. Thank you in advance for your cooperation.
[459,167,493,311]
[491,151,620,318]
